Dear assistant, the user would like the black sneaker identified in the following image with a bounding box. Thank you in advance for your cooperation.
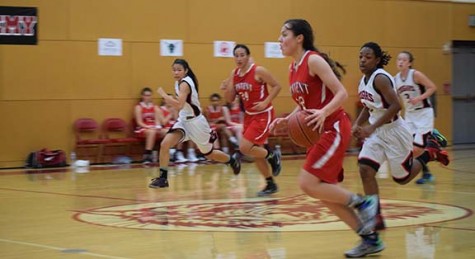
[142,154,153,165]
[149,177,169,188]
[257,182,278,197]
[229,152,241,175]
[267,150,282,176]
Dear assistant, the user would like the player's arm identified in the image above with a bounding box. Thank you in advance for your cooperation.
[135,105,149,128]
[157,83,190,110]
[413,70,437,103]
[255,66,282,106]
[154,105,164,126]
[309,54,348,117]
[221,73,236,103]
[358,74,401,139]
[305,54,348,131]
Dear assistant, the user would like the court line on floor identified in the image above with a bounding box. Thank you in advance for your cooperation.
[0,238,130,259]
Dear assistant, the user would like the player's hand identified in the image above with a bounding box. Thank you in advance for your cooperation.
[251,101,269,112]
[358,125,376,139]
[351,125,363,138]
[157,87,167,98]
[409,97,422,105]
[219,79,229,90]
[305,109,326,133]
[269,117,288,134]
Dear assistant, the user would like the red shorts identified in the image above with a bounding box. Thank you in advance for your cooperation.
[243,109,274,145]
[303,112,352,184]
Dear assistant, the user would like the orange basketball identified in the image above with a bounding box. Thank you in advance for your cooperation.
[287,110,320,148]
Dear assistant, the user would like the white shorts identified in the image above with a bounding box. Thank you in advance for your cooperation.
[358,118,414,181]
[170,114,216,155]
[404,108,434,147]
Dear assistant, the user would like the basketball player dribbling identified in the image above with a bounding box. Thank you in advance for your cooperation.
[394,51,448,184]
[221,44,282,196]
[353,42,450,233]
[149,59,241,188]
[270,19,382,258]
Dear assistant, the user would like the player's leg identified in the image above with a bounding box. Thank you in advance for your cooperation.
[142,128,157,164]
[149,130,184,188]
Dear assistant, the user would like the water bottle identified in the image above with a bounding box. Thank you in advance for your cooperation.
[70,151,77,167]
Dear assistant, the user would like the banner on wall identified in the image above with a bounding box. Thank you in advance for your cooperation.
[160,39,183,56]
[0,6,38,45]
[214,41,235,58]
[265,42,284,58]
[98,38,122,56]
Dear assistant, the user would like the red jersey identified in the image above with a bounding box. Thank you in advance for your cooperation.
[138,102,156,126]
[229,105,242,123]
[160,106,175,128]
[233,64,271,113]
[289,51,344,126]
[206,106,224,122]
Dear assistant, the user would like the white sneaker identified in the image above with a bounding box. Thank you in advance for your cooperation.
[175,151,188,163]
[187,152,199,163]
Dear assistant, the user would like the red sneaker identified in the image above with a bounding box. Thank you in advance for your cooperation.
[375,213,386,231]
[426,138,450,166]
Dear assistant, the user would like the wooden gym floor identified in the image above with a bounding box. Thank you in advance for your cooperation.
[0,146,474,259]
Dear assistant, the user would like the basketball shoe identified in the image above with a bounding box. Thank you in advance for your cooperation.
[432,129,448,147]
[257,182,278,197]
[267,149,282,176]
[356,195,378,233]
[228,152,241,175]
[345,232,385,258]
[149,177,169,188]
[426,137,450,166]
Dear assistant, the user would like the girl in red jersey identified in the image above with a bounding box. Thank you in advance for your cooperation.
[205,93,239,153]
[269,19,382,257]
[134,87,164,164]
[221,44,283,196]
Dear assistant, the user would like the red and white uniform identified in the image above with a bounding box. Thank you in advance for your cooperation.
[229,104,243,124]
[135,102,159,137]
[206,105,226,124]
[233,64,274,145]
[289,51,351,184]
[160,106,175,129]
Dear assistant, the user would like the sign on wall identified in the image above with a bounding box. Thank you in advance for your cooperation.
[265,42,284,58]
[160,39,183,56]
[0,6,38,45]
[214,41,235,58]
[98,38,122,56]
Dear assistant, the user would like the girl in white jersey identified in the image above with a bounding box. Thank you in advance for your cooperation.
[395,51,448,184]
[149,59,241,188]
[353,42,450,231]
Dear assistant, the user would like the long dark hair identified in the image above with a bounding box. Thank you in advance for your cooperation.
[361,42,391,69]
[284,19,346,80]
[173,59,199,92]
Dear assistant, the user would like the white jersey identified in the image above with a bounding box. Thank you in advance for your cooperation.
[358,68,399,125]
[394,69,432,112]
[175,76,202,120]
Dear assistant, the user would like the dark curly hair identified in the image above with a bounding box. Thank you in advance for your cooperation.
[361,42,391,68]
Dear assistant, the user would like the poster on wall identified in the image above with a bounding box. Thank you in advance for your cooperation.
[265,42,284,58]
[0,6,38,45]
[214,41,235,58]
[98,38,122,56]
[160,39,183,56]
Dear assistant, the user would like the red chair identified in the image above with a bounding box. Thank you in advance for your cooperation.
[74,118,111,163]
[102,118,141,162]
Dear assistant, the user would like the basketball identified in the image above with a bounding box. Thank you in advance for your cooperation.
[287,110,320,148]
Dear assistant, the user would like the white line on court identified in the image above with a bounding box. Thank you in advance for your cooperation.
[0,238,130,259]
